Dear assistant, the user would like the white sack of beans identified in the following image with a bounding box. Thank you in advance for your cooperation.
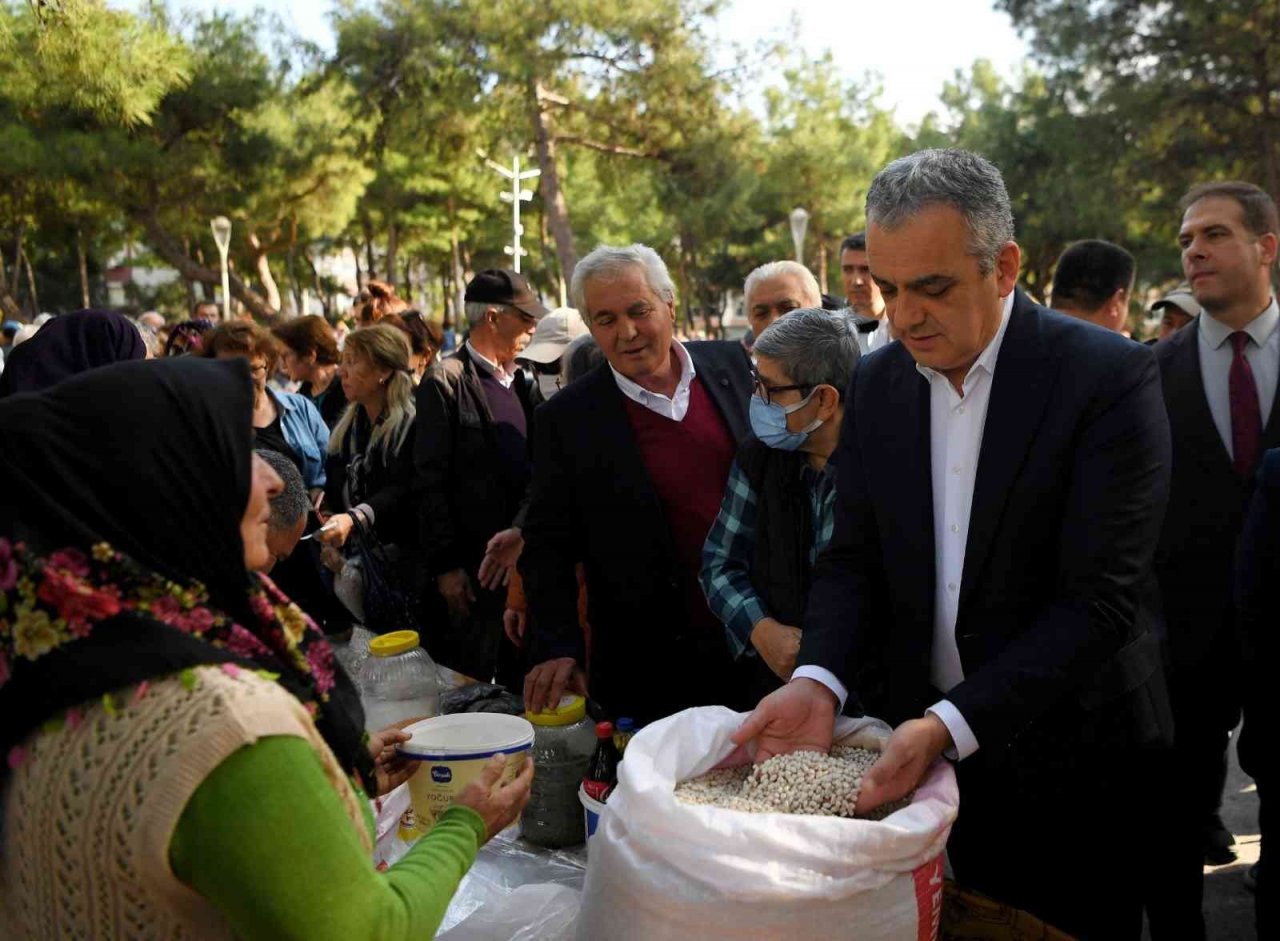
[576,707,959,941]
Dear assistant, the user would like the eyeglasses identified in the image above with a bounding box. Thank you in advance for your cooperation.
[752,371,812,405]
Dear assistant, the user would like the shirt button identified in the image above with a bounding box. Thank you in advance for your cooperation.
[956,405,965,414]
[947,582,958,592]
[952,465,962,475]
[950,524,960,534]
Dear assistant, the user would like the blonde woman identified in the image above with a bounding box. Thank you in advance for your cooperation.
[317,325,417,560]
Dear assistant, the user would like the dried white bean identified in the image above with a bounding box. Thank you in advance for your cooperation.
[674,746,884,818]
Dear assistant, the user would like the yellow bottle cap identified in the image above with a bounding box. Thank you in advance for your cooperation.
[525,694,587,727]
[368,630,420,658]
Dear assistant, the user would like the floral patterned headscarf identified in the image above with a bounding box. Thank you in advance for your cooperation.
[0,358,371,786]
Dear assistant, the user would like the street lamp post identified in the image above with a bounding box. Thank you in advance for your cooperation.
[485,155,541,273]
[788,207,810,264]
[210,216,232,322]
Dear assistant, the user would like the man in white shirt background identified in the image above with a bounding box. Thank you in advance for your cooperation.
[734,149,1174,939]
[839,231,891,353]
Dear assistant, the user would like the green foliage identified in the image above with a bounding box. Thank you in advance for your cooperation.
[1,0,1268,319]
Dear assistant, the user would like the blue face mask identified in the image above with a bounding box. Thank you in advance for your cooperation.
[749,388,824,451]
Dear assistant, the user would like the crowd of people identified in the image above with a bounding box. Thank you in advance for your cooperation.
[0,147,1274,939]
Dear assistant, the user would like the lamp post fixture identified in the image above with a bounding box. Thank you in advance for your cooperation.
[485,155,541,274]
[788,207,810,264]
[210,216,232,322]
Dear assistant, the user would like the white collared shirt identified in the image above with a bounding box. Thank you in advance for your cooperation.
[466,340,516,389]
[609,340,696,421]
[794,291,1015,762]
[857,318,891,355]
[1196,298,1280,458]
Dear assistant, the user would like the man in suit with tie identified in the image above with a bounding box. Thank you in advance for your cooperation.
[520,243,754,721]
[733,149,1174,938]
[1153,181,1279,901]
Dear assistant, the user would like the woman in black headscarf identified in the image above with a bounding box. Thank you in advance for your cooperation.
[0,309,146,397]
[0,358,531,940]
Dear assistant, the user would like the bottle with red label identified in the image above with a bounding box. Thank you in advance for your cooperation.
[582,721,620,802]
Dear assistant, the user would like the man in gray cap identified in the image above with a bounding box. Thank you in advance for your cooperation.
[517,307,589,402]
[413,269,547,685]
[1152,285,1201,341]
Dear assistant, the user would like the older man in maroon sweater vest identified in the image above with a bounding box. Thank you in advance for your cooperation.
[520,244,753,722]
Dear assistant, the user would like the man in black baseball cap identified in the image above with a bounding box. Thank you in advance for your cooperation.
[464,269,550,319]
[414,269,547,685]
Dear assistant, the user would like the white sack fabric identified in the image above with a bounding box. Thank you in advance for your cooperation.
[577,707,959,941]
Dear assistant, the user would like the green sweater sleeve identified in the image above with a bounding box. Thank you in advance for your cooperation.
[169,735,486,941]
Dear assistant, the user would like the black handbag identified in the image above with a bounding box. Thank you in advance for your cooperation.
[346,511,422,636]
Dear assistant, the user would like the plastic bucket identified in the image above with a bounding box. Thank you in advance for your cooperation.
[397,713,534,838]
[579,784,606,844]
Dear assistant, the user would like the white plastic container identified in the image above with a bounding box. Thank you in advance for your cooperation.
[397,713,535,838]
[579,785,606,844]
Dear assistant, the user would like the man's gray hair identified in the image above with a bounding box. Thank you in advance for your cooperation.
[465,300,504,328]
[570,244,676,314]
[255,449,309,533]
[866,148,1015,275]
[753,308,860,394]
[743,261,822,307]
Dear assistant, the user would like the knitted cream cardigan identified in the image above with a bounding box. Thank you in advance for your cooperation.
[1,665,369,940]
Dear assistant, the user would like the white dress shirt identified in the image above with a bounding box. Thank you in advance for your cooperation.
[466,340,516,389]
[609,340,696,421]
[794,291,1015,762]
[1196,298,1279,458]
[857,318,891,356]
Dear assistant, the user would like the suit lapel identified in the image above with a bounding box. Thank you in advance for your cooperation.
[887,349,937,632]
[689,344,751,443]
[1263,335,1280,450]
[959,294,1056,612]
[584,364,662,509]
[1165,323,1235,469]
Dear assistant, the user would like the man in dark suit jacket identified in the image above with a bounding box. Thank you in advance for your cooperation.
[413,269,544,684]
[735,150,1174,939]
[520,244,752,722]
[1154,180,1279,915]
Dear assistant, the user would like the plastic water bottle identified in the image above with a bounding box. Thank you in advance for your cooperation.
[357,630,442,732]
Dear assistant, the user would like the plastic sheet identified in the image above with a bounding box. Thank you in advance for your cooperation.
[372,787,587,938]
[435,828,586,937]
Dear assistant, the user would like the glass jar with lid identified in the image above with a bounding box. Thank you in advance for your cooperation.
[522,695,596,848]
[356,630,441,733]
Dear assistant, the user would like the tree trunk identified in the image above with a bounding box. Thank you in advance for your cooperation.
[448,196,466,327]
[133,209,273,319]
[0,228,20,319]
[386,222,399,292]
[76,229,90,308]
[440,272,451,329]
[530,80,578,284]
[247,232,282,313]
[288,241,303,315]
[192,247,215,300]
[183,237,198,311]
[362,216,377,282]
[817,236,829,294]
[21,248,38,316]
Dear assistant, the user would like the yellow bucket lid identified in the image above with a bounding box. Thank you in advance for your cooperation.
[369,630,420,657]
[525,694,586,727]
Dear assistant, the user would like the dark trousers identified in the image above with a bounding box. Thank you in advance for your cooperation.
[948,748,1165,940]
[424,576,523,689]
[1141,744,1208,939]
[1260,779,1273,937]
[1139,684,1239,938]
